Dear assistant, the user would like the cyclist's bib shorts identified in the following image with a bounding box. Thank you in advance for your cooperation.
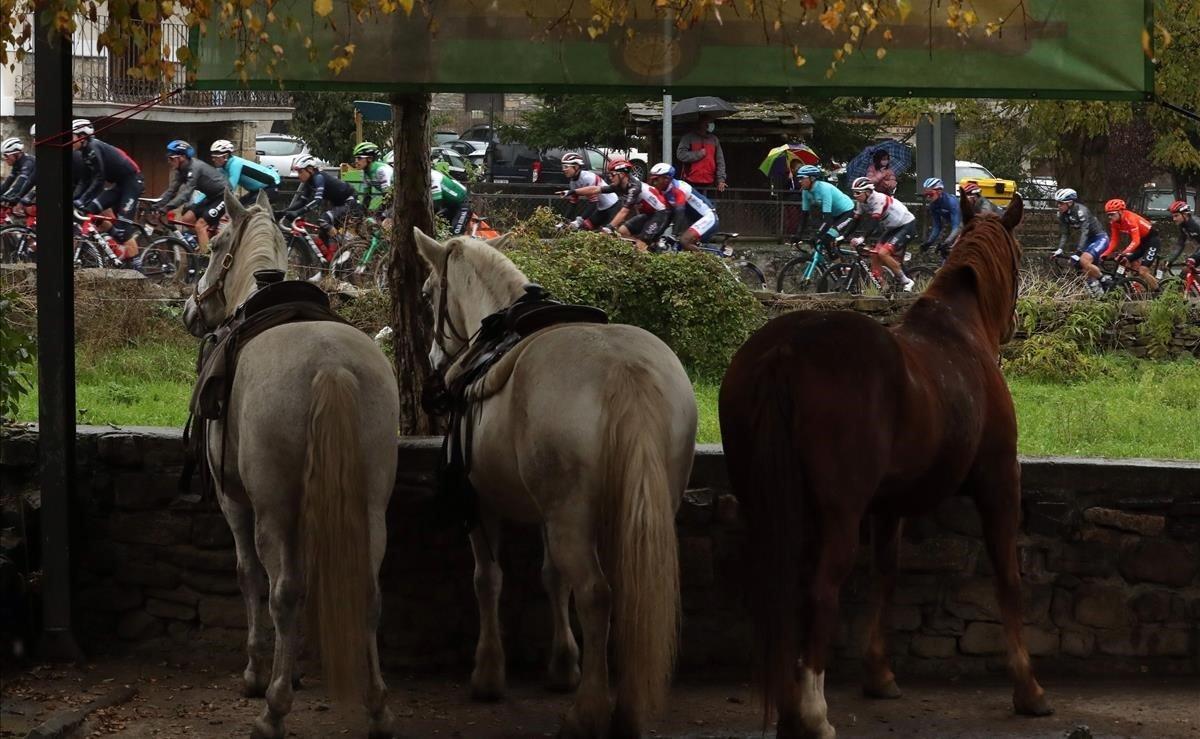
[1127,229,1160,266]
[1080,233,1110,260]
[877,220,917,255]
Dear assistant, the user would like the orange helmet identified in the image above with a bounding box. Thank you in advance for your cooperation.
[1104,198,1126,213]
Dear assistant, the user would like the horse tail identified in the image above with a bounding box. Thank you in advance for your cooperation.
[727,356,804,730]
[601,362,680,732]
[301,367,370,703]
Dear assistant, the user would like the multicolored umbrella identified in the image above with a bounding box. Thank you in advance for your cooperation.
[846,139,913,180]
[758,143,820,182]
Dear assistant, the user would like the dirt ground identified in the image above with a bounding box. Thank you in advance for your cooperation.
[2,647,1198,739]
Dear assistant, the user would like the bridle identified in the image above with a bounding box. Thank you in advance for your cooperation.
[192,213,254,310]
[430,243,474,373]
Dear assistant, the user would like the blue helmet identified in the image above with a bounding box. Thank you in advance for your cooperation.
[166,139,194,158]
[922,177,944,191]
[795,164,823,179]
[649,162,676,178]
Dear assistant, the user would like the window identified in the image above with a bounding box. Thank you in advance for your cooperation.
[586,150,606,171]
[956,165,996,181]
[257,137,303,157]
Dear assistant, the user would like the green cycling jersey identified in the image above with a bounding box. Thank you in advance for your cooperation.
[431,168,468,207]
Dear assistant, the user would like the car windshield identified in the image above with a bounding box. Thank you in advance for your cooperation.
[956,165,996,180]
[1144,192,1189,212]
[257,138,303,157]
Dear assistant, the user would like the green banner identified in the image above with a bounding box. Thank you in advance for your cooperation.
[193,0,1152,99]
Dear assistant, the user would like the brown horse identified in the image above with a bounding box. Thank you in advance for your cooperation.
[720,194,1051,737]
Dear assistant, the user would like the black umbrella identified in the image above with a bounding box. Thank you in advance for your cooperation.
[671,96,738,121]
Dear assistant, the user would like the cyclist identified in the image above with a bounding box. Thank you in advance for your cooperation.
[647,162,719,252]
[556,152,620,231]
[961,182,1003,216]
[919,177,961,255]
[431,165,470,236]
[208,139,281,215]
[793,164,856,254]
[153,140,229,254]
[351,141,393,214]
[1052,188,1108,296]
[282,155,359,246]
[849,176,916,291]
[1103,198,1160,291]
[72,118,144,263]
[1,138,36,214]
[571,160,669,250]
[1168,200,1200,270]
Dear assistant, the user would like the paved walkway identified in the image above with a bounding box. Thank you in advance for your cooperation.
[2,651,1198,738]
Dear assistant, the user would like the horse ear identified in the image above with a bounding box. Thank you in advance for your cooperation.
[225,187,247,223]
[1001,193,1024,233]
[413,227,443,269]
[485,234,511,250]
[959,188,975,226]
[255,188,272,212]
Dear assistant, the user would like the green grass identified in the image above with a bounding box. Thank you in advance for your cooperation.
[694,353,1200,460]
[14,344,1200,461]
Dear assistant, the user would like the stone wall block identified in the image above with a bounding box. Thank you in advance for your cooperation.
[144,585,201,607]
[160,544,237,572]
[1061,630,1095,658]
[1119,540,1198,587]
[1047,540,1116,578]
[945,579,1000,622]
[1074,585,1132,629]
[890,605,922,632]
[1021,625,1059,656]
[113,472,181,510]
[117,610,163,640]
[714,493,741,526]
[198,596,247,629]
[1083,507,1166,536]
[959,622,1006,655]
[1024,499,1072,537]
[192,514,235,549]
[679,536,714,589]
[1131,590,1173,622]
[0,431,37,466]
[678,489,714,525]
[96,434,143,467]
[110,512,191,546]
[925,612,966,636]
[900,536,976,573]
[77,583,143,612]
[910,635,957,659]
[145,597,197,621]
[934,497,983,537]
[182,570,242,596]
[115,561,182,590]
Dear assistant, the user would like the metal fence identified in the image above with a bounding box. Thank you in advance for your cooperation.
[12,17,291,108]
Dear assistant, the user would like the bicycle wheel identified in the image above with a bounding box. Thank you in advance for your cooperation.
[73,237,103,269]
[0,226,36,263]
[139,236,184,282]
[730,260,767,291]
[286,237,322,282]
[904,265,938,293]
[776,254,822,294]
[1115,275,1152,301]
[816,262,861,294]
[373,254,392,291]
[337,236,368,284]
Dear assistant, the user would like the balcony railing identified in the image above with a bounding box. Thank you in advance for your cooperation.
[12,17,291,109]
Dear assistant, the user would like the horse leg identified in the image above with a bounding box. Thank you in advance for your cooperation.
[217,488,270,698]
[469,511,506,701]
[782,512,858,739]
[252,520,303,739]
[545,516,611,738]
[862,514,903,700]
[364,563,394,737]
[542,527,581,693]
[973,465,1053,717]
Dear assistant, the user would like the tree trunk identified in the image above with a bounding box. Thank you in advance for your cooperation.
[388,92,441,435]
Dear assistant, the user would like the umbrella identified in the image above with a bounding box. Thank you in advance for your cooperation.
[671,96,739,121]
[846,139,913,181]
[758,143,820,182]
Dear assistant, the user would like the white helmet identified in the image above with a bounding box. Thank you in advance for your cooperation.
[210,139,235,155]
[1,137,24,155]
[1053,188,1078,203]
[292,155,319,171]
[649,162,676,178]
[72,118,94,136]
[850,176,875,192]
[28,124,36,137]
[560,152,585,168]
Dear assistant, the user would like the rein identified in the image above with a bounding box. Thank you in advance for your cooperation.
[193,214,255,308]
[432,243,475,372]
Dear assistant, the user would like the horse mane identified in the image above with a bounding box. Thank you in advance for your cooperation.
[454,236,529,308]
[217,204,287,317]
[917,214,1021,343]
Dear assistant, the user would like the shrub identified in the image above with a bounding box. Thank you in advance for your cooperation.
[502,231,765,378]
[1141,290,1188,359]
[1004,333,1095,383]
[0,289,36,423]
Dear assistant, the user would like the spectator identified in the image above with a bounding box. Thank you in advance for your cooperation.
[865,148,897,195]
[676,115,727,193]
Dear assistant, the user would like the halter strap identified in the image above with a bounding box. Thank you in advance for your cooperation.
[192,213,255,308]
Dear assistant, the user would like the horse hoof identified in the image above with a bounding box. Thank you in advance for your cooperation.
[862,679,903,699]
[1015,693,1054,717]
[249,717,283,739]
[242,680,267,699]
[470,683,505,703]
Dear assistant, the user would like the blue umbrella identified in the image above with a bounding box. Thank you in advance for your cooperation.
[846,139,913,181]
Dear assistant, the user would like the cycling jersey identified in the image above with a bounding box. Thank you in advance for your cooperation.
[925,191,961,246]
[1106,209,1154,258]
[856,191,915,230]
[77,138,140,208]
[431,169,468,207]
[363,161,393,191]
[159,158,229,211]
[601,176,668,214]
[220,155,281,193]
[1057,202,1106,253]
[567,169,619,210]
[971,194,1004,216]
[1176,215,1200,254]
[661,179,718,240]
[285,171,356,216]
[0,152,36,203]
[800,180,855,218]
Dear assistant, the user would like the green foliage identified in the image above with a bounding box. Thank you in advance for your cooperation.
[1005,333,1097,383]
[1142,290,1189,359]
[509,94,646,150]
[501,231,766,378]
[0,290,36,423]
[290,92,392,165]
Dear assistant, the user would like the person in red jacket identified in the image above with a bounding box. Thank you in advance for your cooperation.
[1103,198,1160,290]
[675,115,727,192]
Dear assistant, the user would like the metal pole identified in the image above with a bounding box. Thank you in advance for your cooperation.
[661,93,672,166]
[35,14,83,662]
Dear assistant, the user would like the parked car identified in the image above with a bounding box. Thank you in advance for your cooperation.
[439,139,488,167]
[383,147,472,183]
[597,147,649,179]
[1025,176,1059,210]
[1137,183,1197,219]
[255,134,325,178]
[432,130,460,147]
[489,145,609,184]
[956,160,1017,206]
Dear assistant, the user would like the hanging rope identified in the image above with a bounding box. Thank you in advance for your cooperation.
[32,86,186,149]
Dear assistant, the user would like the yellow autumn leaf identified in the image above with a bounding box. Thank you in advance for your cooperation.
[399,0,414,13]
[963,10,976,25]
[819,9,840,32]
[883,28,893,41]
[876,47,886,60]
[314,0,333,17]
[1141,27,1151,58]
[897,0,911,23]
[795,53,806,67]
[272,44,284,55]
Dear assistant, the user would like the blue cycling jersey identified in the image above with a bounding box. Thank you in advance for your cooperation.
[926,191,962,244]
[222,155,282,192]
[800,180,855,216]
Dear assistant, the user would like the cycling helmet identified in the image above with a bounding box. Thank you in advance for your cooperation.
[166,139,194,158]
[353,141,380,158]
[72,119,94,136]
[649,162,676,178]
[922,177,944,191]
[1,138,23,155]
[1104,198,1126,213]
[607,159,636,174]
[1168,200,1191,215]
[560,152,585,168]
[1053,188,1078,203]
[210,139,236,155]
[961,182,982,196]
[28,124,36,137]
[850,176,875,192]
[794,164,823,179]
[292,155,320,171]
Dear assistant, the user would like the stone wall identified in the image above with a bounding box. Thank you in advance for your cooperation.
[2,429,1198,677]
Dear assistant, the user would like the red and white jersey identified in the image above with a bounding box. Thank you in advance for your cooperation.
[568,170,619,210]
[857,191,915,229]
[635,181,669,214]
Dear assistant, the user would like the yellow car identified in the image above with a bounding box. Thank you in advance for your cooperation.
[957,160,1017,206]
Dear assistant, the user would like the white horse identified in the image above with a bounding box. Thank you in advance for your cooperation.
[413,229,698,737]
[183,191,400,739]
